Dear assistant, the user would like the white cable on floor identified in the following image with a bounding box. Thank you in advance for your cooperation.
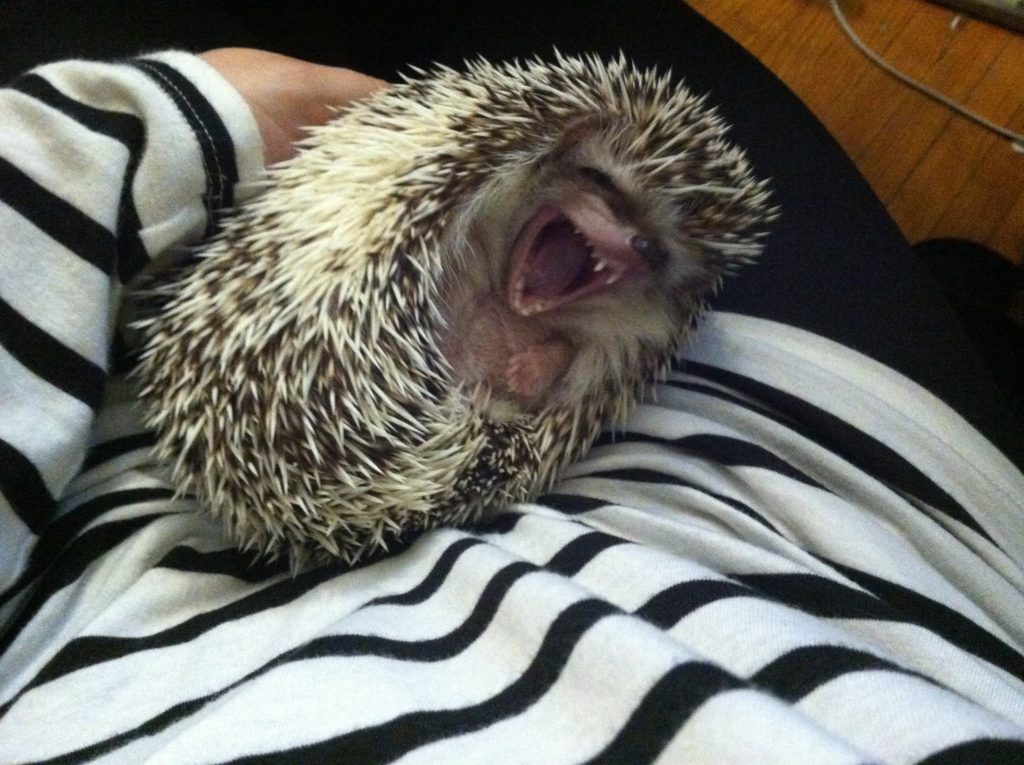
[829,0,1024,151]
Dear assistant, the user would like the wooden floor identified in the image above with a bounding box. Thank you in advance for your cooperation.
[686,0,1024,265]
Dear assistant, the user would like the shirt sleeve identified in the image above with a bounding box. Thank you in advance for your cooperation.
[0,51,265,591]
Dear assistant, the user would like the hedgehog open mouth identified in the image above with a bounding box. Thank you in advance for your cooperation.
[508,193,648,316]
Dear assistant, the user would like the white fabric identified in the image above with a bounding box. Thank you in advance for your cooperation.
[1,52,1022,765]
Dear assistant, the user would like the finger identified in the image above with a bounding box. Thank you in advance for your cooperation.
[316,66,390,107]
[290,63,389,132]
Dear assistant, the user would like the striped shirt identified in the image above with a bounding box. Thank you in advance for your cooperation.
[1,53,1023,765]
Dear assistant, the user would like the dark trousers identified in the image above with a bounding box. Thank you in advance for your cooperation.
[4,0,1018,466]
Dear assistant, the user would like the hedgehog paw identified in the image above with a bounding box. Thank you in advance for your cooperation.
[507,341,572,399]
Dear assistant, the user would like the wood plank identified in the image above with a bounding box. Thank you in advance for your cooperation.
[898,37,1024,242]
[858,12,1006,202]
[685,0,1024,265]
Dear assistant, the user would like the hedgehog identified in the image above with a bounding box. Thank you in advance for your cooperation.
[134,53,774,570]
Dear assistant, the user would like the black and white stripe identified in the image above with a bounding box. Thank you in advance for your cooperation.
[130,58,240,233]
[4,328,1023,763]
[0,52,257,561]
[9,72,149,283]
[1,54,1023,765]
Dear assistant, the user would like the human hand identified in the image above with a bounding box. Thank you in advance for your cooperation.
[200,48,388,165]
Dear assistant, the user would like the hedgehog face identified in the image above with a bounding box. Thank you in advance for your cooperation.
[439,129,720,412]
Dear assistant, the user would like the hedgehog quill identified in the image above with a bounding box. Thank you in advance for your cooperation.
[135,54,774,569]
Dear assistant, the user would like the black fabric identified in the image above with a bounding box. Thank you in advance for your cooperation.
[0,487,173,611]
[129,58,240,226]
[0,295,106,408]
[223,599,623,765]
[9,72,151,282]
[581,661,746,765]
[917,739,1024,765]
[636,579,760,629]
[915,238,1024,422]
[670,360,1000,543]
[1,0,1019,468]
[80,432,158,472]
[0,439,56,536]
[751,644,926,702]
[0,515,168,662]
[0,0,263,85]
[0,155,116,277]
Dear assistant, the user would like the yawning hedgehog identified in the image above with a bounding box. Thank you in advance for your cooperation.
[135,54,773,569]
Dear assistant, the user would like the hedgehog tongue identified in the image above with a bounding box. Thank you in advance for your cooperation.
[522,219,592,298]
[509,194,647,316]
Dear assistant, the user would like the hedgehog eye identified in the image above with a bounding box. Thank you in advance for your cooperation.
[578,165,618,192]
[630,235,670,267]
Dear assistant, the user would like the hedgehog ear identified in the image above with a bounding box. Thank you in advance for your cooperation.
[546,115,611,161]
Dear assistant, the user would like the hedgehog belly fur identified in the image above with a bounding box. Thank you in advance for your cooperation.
[134,54,774,570]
